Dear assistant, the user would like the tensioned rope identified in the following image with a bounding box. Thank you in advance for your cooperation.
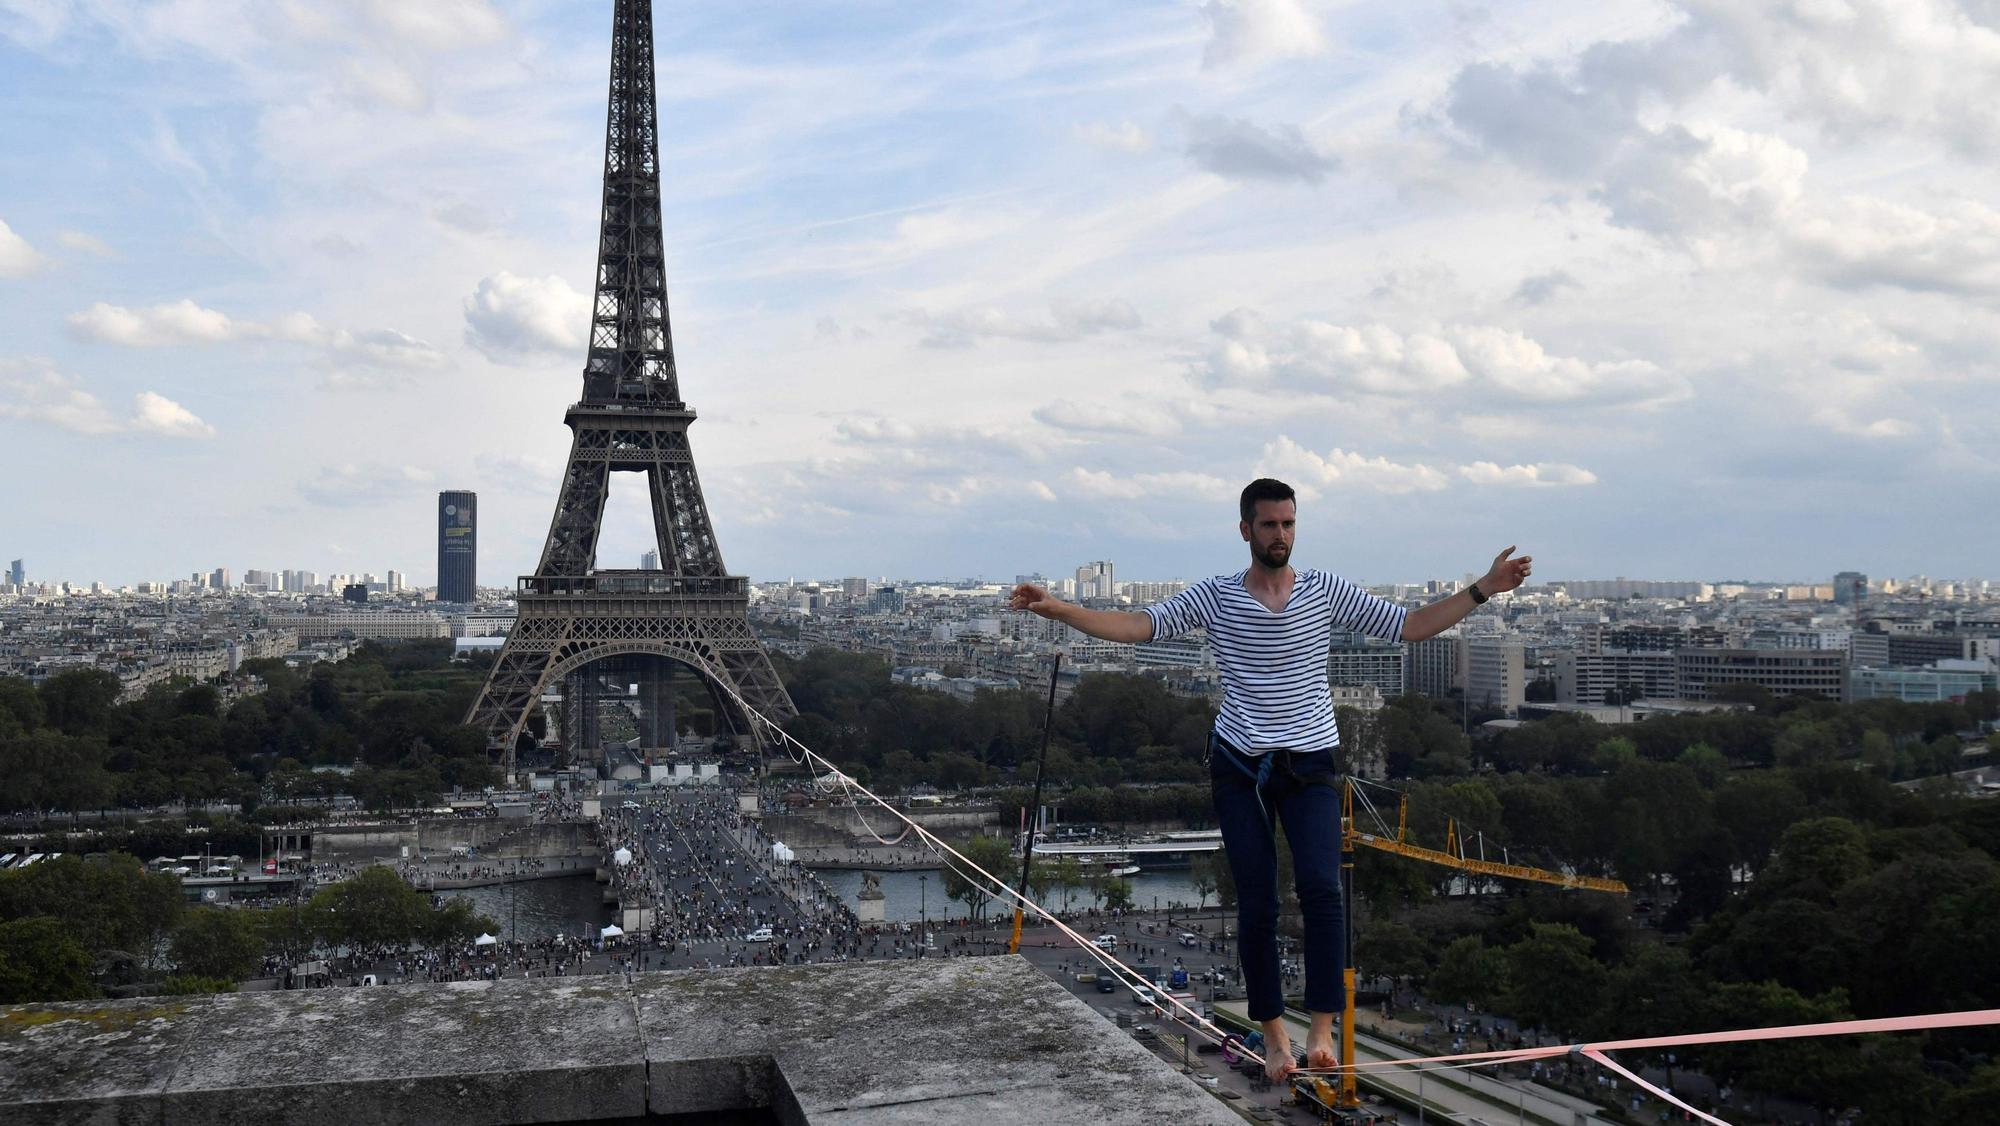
[708,677,2000,1123]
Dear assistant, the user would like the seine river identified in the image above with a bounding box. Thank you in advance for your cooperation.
[440,876,613,942]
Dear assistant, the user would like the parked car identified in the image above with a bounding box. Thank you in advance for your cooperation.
[1092,934,1118,951]
[1096,978,1117,994]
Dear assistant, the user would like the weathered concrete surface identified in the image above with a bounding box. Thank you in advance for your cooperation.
[0,957,1241,1126]
[634,959,1240,1126]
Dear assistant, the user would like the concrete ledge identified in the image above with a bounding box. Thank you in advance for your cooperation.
[0,957,1242,1126]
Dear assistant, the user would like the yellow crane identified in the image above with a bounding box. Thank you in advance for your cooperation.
[1313,778,1629,1114]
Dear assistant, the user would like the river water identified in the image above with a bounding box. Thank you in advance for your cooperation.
[439,876,613,942]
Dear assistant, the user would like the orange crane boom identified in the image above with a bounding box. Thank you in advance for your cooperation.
[1317,779,1627,1113]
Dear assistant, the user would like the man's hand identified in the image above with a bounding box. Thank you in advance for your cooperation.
[1481,546,1533,595]
[1008,582,1064,620]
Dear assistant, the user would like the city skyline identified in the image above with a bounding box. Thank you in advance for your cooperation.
[4,2,1997,587]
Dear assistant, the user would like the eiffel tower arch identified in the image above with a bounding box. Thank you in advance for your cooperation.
[467,0,795,779]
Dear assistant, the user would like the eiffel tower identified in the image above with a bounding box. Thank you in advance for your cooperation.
[467,0,795,779]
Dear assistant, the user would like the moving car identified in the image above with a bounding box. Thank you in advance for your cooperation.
[1092,934,1118,951]
[746,926,775,942]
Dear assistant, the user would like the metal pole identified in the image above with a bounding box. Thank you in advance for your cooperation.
[1419,1072,1426,1125]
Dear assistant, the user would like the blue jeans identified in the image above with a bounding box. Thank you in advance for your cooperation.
[1210,732,1345,1022]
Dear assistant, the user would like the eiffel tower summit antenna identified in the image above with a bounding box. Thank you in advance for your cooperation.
[467,0,796,781]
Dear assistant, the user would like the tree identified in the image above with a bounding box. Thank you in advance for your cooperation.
[1353,920,1429,983]
[1188,853,1219,911]
[0,916,98,1003]
[170,908,267,982]
[1591,944,1703,1041]
[941,834,1016,924]
[307,866,427,955]
[1099,877,1134,912]
[36,668,121,735]
[1713,773,1806,878]
[423,898,493,950]
[0,854,182,962]
[1501,923,1606,1036]
[1426,935,1505,1009]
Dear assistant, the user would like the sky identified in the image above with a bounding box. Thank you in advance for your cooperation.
[1,0,1996,590]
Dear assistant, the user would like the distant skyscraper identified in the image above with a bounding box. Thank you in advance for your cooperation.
[640,550,660,570]
[437,491,477,603]
[7,559,22,587]
[1833,571,1867,606]
[1075,560,1115,600]
[387,569,406,593]
[210,567,230,590]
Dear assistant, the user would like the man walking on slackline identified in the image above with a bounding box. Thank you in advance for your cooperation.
[1009,477,1531,1082]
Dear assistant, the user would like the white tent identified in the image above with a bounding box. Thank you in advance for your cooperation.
[772,842,795,863]
[473,933,498,946]
[613,847,634,866]
[599,924,624,939]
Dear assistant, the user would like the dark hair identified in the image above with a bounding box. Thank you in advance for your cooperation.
[1239,478,1296,523]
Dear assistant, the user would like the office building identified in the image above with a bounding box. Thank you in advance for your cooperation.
[7,560,21,587]
[437,491,477,603]
[641,551,661,570]
[1675,648,1848,702]
[1328,629,1406,697]
[210,567,231,590]
[1406,632,1463,698]
[1850,660,1998,704]
[1075,561,1115,601]
[1465,639,1527,715]
[841,576,870,599]
[1833,571,1868,606]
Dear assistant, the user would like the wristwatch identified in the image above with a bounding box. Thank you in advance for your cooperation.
[1465,582,1489,605]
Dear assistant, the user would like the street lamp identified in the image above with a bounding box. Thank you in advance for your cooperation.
[919,874,928,954]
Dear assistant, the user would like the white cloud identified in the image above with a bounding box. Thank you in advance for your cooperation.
[132,391,216,438]
[1074,120,1153,154]
[1457,461,1598,487]
[1786,195,2000,295]
[1595,124,1809,244]
[1065,467,1232,500]
[0,218,48,278]
[1033,400,1188,438]
[56,230,113,257]
[1261,438,1598,497]
[1199,310,1683,408]
[298,462,437,508]
[1200,0,1328,71]
[906,297,1141,348]
[67,299,443,371]
[1259,437,1452,496]
[0,361,212,439]
[462,271,592,361]
[70,299,234,345]
[1179,110,1336,183]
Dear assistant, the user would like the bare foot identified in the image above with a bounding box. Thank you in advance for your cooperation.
[1304,1038,1339,1072]
[1263,1033,1296,1083]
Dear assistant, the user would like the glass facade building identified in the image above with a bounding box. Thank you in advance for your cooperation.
[437,491,477,603]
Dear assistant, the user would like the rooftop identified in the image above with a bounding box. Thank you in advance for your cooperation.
[0,956,1241,1126]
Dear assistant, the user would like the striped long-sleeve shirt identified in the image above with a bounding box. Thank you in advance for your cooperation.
[1142,568,1407,754]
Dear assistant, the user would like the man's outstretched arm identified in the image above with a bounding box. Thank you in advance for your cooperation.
[1401,546,1533,642]
[1007,583,1155,643]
